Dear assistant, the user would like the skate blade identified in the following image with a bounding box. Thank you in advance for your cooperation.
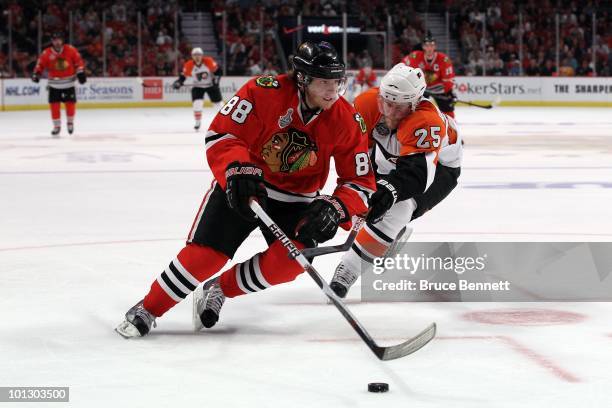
[115,320,142,339]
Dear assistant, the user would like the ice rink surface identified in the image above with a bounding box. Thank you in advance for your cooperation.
[1,105,611,407]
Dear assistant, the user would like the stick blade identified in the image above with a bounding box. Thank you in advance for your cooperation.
[377,323,437,361]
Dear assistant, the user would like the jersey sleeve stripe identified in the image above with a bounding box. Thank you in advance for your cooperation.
[424,151,438,190]
[205,132,238,150]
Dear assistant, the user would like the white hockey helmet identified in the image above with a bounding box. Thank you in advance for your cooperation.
[191,47,204,56]
[379,63,426,110]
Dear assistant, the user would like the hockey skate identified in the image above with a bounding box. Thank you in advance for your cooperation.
[194,120,201,131]
[67,123,74,134]
[329,262,359,298]
[193,277,225,330]
[115,300,157,338]
[51,126,61,138]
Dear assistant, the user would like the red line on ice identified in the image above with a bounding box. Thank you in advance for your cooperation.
[0,238,184,252]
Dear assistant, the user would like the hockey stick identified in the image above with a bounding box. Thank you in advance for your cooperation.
[455,99,493,109]
[250,200,436,361]
[136,78,199,88]
[294,215,366,259]
[426,91,494,109]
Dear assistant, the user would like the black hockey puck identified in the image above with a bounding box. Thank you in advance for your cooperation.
[368,382,389,393]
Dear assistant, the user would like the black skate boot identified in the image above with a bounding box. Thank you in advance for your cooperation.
[329,262,359,298]
[115,300,157,338]
[193,278,225,330]
[51,126,61,138]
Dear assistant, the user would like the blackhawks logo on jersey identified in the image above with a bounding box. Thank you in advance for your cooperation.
[261,128,318,173]
[54,57,69,71]
[424,69,438,84]
[255,75,280,89]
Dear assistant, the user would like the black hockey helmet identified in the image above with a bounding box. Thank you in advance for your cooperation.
[51,31,65,40]
[291,41,345,83]
[423,31,436,44]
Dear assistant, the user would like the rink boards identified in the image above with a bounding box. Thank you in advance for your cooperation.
[1,74,611,110]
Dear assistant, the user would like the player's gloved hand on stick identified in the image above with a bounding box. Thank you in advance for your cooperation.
[77,71,87,84]
[367,178,399,224]
[446,90,457,106]
[225,161,267,221]
[212,75,221,87]
[172,80,182,90]
[31,73,40,83]
[296,195,347,245]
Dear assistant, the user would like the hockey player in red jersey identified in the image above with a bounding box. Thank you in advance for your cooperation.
[329,63,463,298]
[116,41,376,338]
[32,32,86,137]
[402,34,457,118]
[351,65,377,101]
[173,47,223,130]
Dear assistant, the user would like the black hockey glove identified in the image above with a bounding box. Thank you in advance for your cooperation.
[31,73,40,83]
[212,74,221,87]
[225,161,267,221]
[446,90,457,107]
[172,79,182,90]
[366,178,399,224]
[77,71,87,84]
[296,195,348,245]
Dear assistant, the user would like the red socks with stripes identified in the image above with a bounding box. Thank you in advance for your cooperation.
[143,244,229,317]
[219,240,306,298]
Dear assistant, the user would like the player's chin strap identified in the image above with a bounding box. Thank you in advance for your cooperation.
[249,199,436,361]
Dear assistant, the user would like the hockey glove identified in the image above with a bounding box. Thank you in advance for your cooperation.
[31,73,40,83]
[296,195,348,245]
[77,71,87,84]
[225,161,267,221]
[172,80,182,90]
[446,90,457,107]
[367,178,399,224]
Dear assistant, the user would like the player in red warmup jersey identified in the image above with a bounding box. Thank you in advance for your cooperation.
[402,34,456,118]
[116,41,376,338]
[351,65,377,101]
[32,32,86,137]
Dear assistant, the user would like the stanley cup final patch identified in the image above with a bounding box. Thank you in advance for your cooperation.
[278,108,294,128]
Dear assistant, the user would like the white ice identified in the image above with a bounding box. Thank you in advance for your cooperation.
[1,106,611,407]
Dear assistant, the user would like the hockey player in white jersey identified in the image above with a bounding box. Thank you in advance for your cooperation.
[329,63,463,297]
[173,47,223,130]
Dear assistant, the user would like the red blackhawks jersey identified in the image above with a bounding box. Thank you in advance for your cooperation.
[34,45,84,89]
[354,68,377,87]
[402,51,455,94]
[206,74,376,220]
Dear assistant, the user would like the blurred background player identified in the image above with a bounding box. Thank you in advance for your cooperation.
[32,31,86,137]
[403,34,456,118]
[351,64,377,101]
[329,63,463,298]
[115,41,375,338]
[173,47,223,130]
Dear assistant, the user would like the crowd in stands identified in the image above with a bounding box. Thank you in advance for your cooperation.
[0,0,190,78]
[450,0,611,76]
[1,0,609,78]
